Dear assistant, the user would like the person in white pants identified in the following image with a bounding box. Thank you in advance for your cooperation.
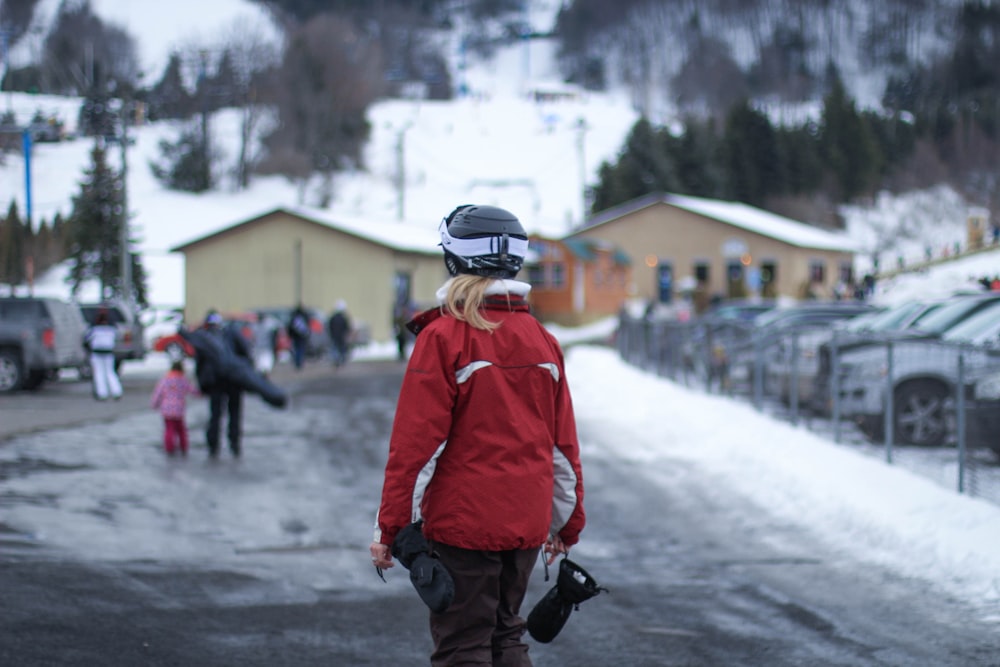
[84,310,123,400]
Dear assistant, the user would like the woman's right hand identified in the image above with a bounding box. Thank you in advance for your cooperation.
[370,542,394,569]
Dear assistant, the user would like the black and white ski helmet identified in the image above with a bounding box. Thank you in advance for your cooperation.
[439,204,529,279]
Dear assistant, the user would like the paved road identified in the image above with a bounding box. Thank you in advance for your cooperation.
[2,358,999,665]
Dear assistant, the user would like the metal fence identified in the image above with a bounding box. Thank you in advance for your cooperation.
[616,313,1000,505]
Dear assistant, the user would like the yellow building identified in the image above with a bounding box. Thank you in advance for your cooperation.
[570,193,859,306]
[170,207,444,342]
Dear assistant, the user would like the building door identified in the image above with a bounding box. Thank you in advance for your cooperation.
[726,261,745,298]
[657,264,673,303]
[394,272,412,315]
[760,261,777,298]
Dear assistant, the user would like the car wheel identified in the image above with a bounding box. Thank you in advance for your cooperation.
[0,350,24,392]
[894,380,949,447]
[165,342,185,362]
[78,363,93,380]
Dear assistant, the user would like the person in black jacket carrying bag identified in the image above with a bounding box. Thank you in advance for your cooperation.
[191,310,250,458]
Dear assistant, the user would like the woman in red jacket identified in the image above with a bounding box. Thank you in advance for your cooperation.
[370,204,586,666]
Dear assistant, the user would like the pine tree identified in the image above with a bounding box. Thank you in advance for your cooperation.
[77,87,118,139]
[149,122,213,192]
[721,101,782,207]
[66,142,148,305]
[0,201,26,287]
[819,76,881,201]
[206,48,240,109]
[147,52,193,121]
[589,118,678,212]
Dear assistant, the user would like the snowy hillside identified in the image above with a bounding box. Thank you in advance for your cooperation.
[0,33,640,307]
[0,0,995,309]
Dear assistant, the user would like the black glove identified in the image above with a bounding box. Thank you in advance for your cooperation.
[391,521,455,614]
[527,557,606,643]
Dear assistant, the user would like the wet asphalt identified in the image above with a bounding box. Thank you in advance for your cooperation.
[2,357,1000,666]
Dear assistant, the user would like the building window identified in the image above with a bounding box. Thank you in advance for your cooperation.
[839,262,853,285]
[527,265,545,287]
[694,262,709,283]
[550,263,565,288]
[544,243,564,260]
[809,260,826,283]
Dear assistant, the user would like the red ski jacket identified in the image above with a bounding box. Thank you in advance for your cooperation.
[375,287,585,552]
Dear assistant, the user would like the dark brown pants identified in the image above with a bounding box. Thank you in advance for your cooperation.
[427,542,540,667]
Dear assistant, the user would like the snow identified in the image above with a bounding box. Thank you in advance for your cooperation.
[2,0,1000,625]
[563,342,1000,622]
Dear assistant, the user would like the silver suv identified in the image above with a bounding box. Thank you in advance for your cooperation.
[0,297,89,392]
[79,302,146,372]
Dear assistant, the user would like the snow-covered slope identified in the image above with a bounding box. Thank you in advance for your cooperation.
[0,1,994,308]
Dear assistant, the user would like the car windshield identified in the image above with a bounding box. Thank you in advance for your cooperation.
[0,300,46,320]
[910,297,1000,334]
[842,309,891,331]
[853,301,926,331]
[941,300,1000,344]
[753,307,796,327]
[81,306,127,325]
[906,302,946,327]
[708,303,775,321]
[755,306,871,329]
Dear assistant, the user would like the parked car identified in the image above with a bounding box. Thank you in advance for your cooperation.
[770,299,947,411]
[701,298,779,323]
[140,308,184,350]
[0,296,89,392]
[963,365,1000,460]
[78,302,146,374]
[836,298,1000,447]
[255,306,330,359]
[809,295,999,415]
[152,312,290,361]
[726,301,878,389]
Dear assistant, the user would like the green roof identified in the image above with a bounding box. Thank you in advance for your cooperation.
[561,237,631,266]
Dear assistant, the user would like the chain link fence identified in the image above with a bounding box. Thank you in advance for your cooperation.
[616,313,1000,506]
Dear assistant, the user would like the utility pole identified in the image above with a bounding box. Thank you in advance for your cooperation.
[395,122,412,221]
[198,49,210,161]
[575,117,589,231]
[119,98,131,310]
[1,29,11,113]
[21,128,32,228]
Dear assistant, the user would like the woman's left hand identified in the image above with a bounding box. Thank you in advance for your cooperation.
[543,534,567,565]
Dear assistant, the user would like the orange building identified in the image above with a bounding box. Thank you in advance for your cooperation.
[525,235,631,326]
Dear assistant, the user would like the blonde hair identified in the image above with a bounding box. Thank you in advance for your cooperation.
[443,275,511,332]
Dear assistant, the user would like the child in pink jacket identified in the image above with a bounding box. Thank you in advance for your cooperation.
[151,360,201,456]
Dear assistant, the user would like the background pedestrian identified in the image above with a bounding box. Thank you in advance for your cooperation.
[327,300,351,367]
[150,359,200,456]
[83,309,122,401]
[288,303,311,370]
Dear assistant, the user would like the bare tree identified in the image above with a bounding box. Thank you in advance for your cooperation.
[219,17,282,190]
[257,13,385,205]
[40,0,139,95]
[0,0,43,48]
